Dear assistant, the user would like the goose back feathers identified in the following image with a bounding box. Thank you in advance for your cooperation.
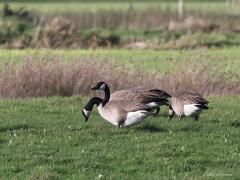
[169,91,209,120]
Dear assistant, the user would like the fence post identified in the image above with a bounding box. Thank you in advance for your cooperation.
[178,0,184,19]
[126,1,133,30]
[238,0,240,14]
[226,0,232,15]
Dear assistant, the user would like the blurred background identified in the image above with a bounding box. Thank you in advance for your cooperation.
[1,2,240,179]
[0,0,239,97]
[1,0,240,49]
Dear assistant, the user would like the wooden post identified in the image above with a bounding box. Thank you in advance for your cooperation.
[226,0,232,15]
[178,0,184,19]
[126,1,133,29]
[238,0,240,15]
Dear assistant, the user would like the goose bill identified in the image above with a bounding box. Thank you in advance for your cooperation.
[91,86,98,90]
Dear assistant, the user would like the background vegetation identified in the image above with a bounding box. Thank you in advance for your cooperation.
[0,96,240,179]
[0,0,240,179]
[0,49,239,98]
[1,1,240,49]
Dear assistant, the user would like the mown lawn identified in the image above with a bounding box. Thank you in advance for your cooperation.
[0,96,239,179]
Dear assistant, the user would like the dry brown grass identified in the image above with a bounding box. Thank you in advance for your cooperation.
[160,63,240,96]
[0,59,159,98]
[0,59,239,98]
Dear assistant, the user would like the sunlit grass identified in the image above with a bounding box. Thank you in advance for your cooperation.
[0,48,240,76]
[0,96,239,178]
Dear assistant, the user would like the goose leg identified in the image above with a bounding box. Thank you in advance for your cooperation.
[178,115,182,120]
[117,121,125,128]
[154,107,160,116]
[168,111,175,121]
[194,116,199,121]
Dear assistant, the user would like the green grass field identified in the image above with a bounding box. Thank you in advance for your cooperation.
[0,49,239,178]
[0,96,239,179]
[1,0,240,178]
[1,48,240,76]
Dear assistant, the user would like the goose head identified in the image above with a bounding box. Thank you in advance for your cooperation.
[91,81,108,91]
[82,97,102,122]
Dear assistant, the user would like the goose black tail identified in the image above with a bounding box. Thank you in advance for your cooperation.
[149,89,171,98]
[195,104,209,110]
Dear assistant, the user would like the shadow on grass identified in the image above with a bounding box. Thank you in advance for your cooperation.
[136,124,169,133]
[231,120,240,128]
[211,119,220,123]
[153,113,169,118]
[0,139,7,144]
[177,125,201,132]
[0,124,32,132]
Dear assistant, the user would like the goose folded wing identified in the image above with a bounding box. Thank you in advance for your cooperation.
[148,89,171,98]
[123,101,153,113]
[110,89,143,101]
[133,93,169,105]
[179,91,209,105]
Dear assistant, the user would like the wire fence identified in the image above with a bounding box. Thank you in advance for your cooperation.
[178,0,240,18]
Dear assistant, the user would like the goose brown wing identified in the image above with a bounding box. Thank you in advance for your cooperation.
[132,93,169,105]
[110,88,169,105]
[177,91,209,105]
[103,100,151,112]
[131,87,171,98]
[110,86,150,100]
[110,89,139,100]
[148,89,171,98]
[122,101,153,113]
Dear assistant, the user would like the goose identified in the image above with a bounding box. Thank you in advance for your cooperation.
[168,91,209,121]
[92,82,170,115]
[82,96,155,128]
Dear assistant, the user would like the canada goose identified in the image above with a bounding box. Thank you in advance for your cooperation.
[168,91,209,121]
[82,96,155,128]
[93,82,170,115]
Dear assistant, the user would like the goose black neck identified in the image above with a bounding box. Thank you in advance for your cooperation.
[102,84,110,106]
[84,97,103,111]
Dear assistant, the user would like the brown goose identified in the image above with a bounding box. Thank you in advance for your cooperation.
[82,82,169,127]
[168,91,209,121]
[82,96,155,127]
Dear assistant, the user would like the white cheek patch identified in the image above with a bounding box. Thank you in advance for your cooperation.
[83,109,91,117]
[99,84,106,90]
[147,102,158,108]
[183,104,200,116]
